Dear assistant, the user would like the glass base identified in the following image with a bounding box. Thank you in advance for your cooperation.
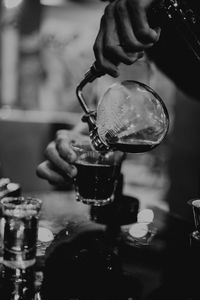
[2,258,36,269]
[121,222,157,248]
[191,230,200,241]
[76,193,114,206]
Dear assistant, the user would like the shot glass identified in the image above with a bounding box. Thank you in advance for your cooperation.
[188,198,200,232]
[1,196,42,269]
[72,139,125,206]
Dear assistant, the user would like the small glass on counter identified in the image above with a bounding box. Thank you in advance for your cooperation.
[1,196,42,269]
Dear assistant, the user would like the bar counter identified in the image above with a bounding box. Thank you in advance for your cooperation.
[24,190,194,300]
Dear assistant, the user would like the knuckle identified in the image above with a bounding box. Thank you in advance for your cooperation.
[136,28,158,44]
[36,163,46,179]
[45,142,56,159]
[68,166,77,178]
[55,130,66,142]
[137,29,155,43]
[125,40,143,51]
[55,130,63,139]
[122,40,133,50]
[125,58,135,65]
[44,144,52,158]
[136,27,149,38]
[36,165,42,177]
[58,143,69,160]
[105,43,115,54]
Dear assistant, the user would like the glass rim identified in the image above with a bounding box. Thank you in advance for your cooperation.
[187,198,200,207]
[0,196,42,209]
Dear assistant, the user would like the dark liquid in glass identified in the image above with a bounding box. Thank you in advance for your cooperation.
[75,152,120,204]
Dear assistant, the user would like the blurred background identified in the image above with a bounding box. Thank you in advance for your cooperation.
[0,0,200,221]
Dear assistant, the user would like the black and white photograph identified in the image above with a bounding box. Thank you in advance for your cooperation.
[0,0,199,299]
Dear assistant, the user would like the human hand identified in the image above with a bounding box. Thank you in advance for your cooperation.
[36,130,89,187]
[94,0,161,76]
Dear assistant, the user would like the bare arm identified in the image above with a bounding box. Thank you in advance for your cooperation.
[36,123,89,186]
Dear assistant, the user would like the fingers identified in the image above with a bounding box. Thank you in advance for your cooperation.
[127,0,160,45]
[104,5,141,63]
[36,130,89,186]
[44,141,77,178]
[94,12,141,77]
[55,130,77,163]
[94,12,119,77]
[116,0,153,51]
[93,0,161,76]
[36,161,69,185]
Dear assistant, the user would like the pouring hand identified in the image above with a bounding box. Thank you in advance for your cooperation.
[94,0,160,77]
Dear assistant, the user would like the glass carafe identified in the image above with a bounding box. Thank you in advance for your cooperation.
[76,63,169,153]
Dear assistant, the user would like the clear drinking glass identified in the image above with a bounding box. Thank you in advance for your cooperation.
[72,138,125,206]
[1,196,42,269]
